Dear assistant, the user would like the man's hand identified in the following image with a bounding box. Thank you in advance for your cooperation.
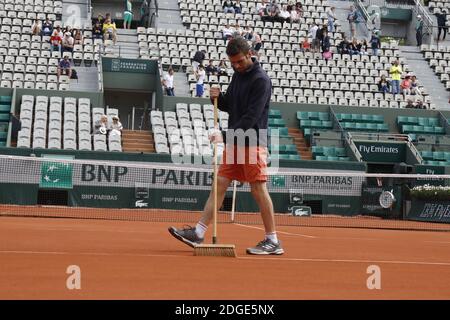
[210,87,221,100]
[209,129,223,143]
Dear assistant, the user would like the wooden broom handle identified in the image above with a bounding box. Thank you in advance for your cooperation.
[213,97,218,244]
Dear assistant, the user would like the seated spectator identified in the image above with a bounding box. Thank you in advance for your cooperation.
[256,0,268,16]
[264,0,280,22]
[299,38,311,52]
[162,67,175,96]
[360,39,369,54]
[222,24,234,40]
[290,6,300,23]
[401,75,412,96]
[92,21,103,39]
[278,5,291,23]
[50,30,62,52]
[251,31,262,57]
[109,116,123,136]
[192,49,206,72]
[41,18,53,36]
[233,23,243,37]
[234,0,243,14]
[31,20,41,36]
[62,32,75,53]
[308,23,319,53]
[295,2,303,17]
[103,17,117,44]
[405,99,414,108]
[349,38,360,55]
[410,75,421,95]
[96,14,105,26]
[57,55,72,79]
[337,38,350,54]
[378,75,390,93]
[242,26,253,40]
[218,59,228,75]
[95,115,108,134]
[223,0,235,14]
[205,60,218,75]
[54,26,63,38]
[72,29,83,45]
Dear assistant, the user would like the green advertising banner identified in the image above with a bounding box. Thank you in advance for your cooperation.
[40,161,73,189]
[415,165,448,186]
[354,141,406,163]
[102,58,156,73]
[407,199,450,223]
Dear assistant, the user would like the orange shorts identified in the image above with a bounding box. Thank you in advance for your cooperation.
[218,145,268,183]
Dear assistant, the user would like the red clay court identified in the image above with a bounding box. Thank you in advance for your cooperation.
[1,205,450,300]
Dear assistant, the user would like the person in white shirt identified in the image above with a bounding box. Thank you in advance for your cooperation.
[290,7,300,23]
[279,5,291,22]
[326,6,337,32]
[195,65,206,97]
[162,67,175,96]
[109,116,123,136]
[309,23,319,52]
[222,24,235,40]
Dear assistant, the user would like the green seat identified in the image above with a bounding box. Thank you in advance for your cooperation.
[321,120,333,128]
[297,112,309,120]
[303,128,311,138]
[377,123,389,132]
[0,96,11,104]
[335,148,346,157]
[0,141,5,147]
[351,114,363,122]
[323,147,337,157]
[372,115,384,123]
[308,112,319,120]
[269,118,286,127]
[288,154,301,160]
[269,127,289,137]
[433,152,445,160]
[339,157,351,161]
[300,119,312,128]
[412,125,424,134]
[407,116,419,125]
[355,123,367,131]
[420,151,434,160]
[0,105,10,113]
[444,152,450,161]
[397,116,408,126]
[0,114,9,122]
[435,127,445,134]
[0,132,7,140]
[326,156,339,161]
[402,125,413,133]
[342,122,356,130]
[285,144,298,154]
[318,113,330,121]
[315,155,328,161]
[366,123,378,131]
[269,109,282,118]
[312,146,324,155]
[423,126,434,134]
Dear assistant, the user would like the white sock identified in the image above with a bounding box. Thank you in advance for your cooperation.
[265,232,278,244]
[195,222,208,238]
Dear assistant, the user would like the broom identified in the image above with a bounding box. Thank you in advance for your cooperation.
[194,96,236,257]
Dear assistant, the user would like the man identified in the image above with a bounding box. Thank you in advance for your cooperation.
[205,60,218,75]
[41,18,53,36]
[416,15,424,46]
[435,9,447,41]
[50,30,62,52]
[139,0,150,27]
[57,55,72,79]
[162,67,175,96]
[326,6,337,33]
[389,60,402,95]
[62,32,74,53]
[370,31,381,56]
[309,23,319,53]
[192,49,206,72]
[169,38,284,255]
[195,64,206,97]
[348,6,357,39]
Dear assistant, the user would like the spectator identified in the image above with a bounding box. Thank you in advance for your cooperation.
[378,75,391,93]
[139,0,150,27]
[347,6,357,39]
[162,67,175,96]
[337,37,350,54]
[222,24,234,40]
[57,55,72,79]
[95,115,108,134]
[124,0,133,29]
[218,59,228,75]
[401,75,412,97]
[96,14,105,26]
[41,19,53,36]
[264,0,280,22]
[309,23,319,53]
[31,20,42,36]
[192,49,206,72]
[256,0,268,16]
[234,0,243,14]
[370,12,381,34]
[299,38,311,52]
[321,31,331,53]
[50,30,62,52]
[243,26,253,40]
[370,32,381,55]
[410,75,421,95]
[195,64,206,97]
[251,31,262,57]
[435,9,448,41]
[233,23,243,37]
[92,21,103,39]
[103,17,117,44]
[110,116,123,136]
[72,29,83,45]
[278,5,291,23]
[295,2,303,17]
[416,15,424,46]
[389,60,402,95]
[62,32,74,53]
[223,0,235,14]
[348,38,359,55]
[205,60,218,75]
[54,26,63,38]
[326,6,337,33]
[360,39,369,54]
[405,99,415,108]
[290,6,300,23]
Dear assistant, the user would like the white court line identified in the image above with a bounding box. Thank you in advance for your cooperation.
[1,250,450,267]
[233,223,317,239]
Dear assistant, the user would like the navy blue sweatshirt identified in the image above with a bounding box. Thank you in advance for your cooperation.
[213,58,272,147]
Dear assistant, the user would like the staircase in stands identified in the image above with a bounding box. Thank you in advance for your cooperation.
[288,128,313,160]
[121,130,155,153]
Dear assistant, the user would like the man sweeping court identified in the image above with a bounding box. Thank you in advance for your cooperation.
[168,37,284,255]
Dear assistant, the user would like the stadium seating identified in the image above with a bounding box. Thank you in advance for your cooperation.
[0,95,11,146]
[397,116,446,137]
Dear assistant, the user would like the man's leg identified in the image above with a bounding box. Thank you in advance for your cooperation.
[250,181,276,234]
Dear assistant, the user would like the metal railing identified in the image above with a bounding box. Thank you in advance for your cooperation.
[413,0,437,45]
[97,45,104,92]
[344,132,364,162]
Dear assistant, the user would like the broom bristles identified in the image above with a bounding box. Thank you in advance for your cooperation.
[194,244,237,257]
